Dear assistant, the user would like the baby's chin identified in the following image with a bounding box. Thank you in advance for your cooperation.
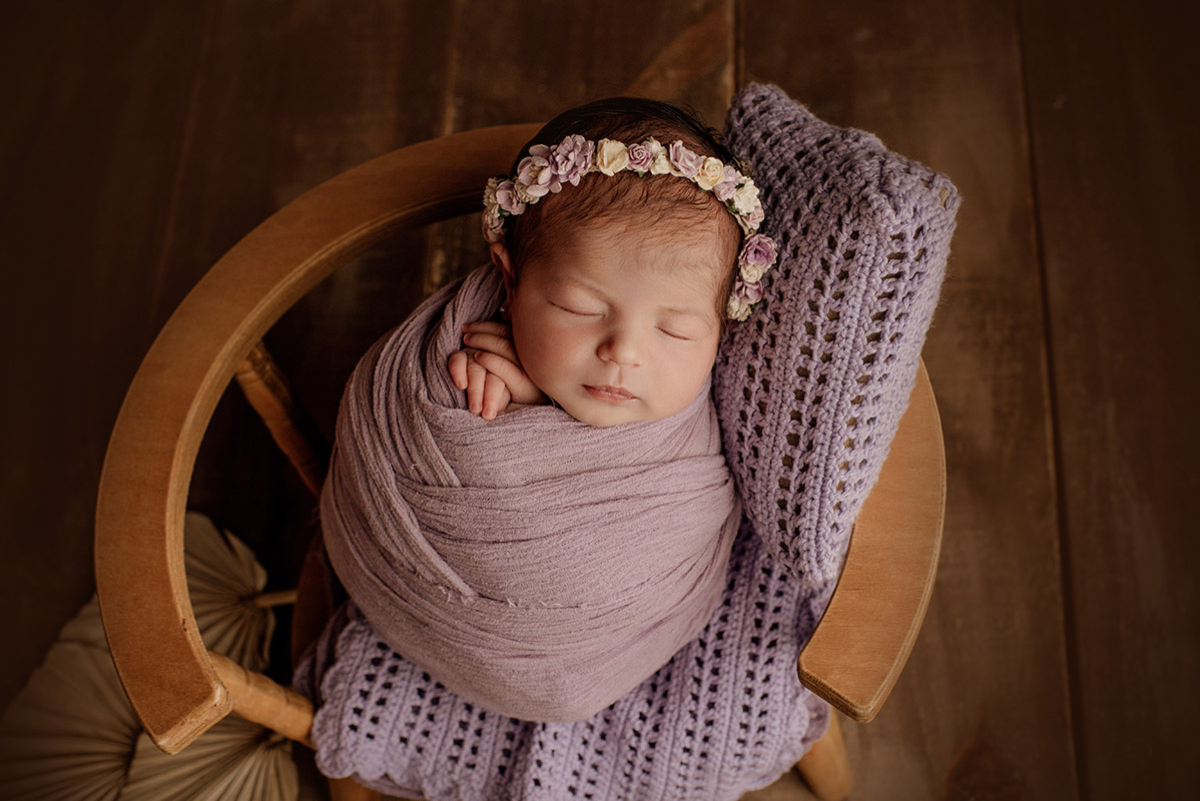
[554,400,642,428]
[553,393,681,428]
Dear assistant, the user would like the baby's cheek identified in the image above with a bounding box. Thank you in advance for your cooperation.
[668,351,719,408]
[511,325,561,392]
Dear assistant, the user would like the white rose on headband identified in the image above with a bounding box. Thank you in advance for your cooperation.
[647,138,671,175]
[745,202,765,231]
[727,295,752,322]
[731,178,760,215]
[696,157,725,191]
[740,262,767,282]
[595,139,630,176]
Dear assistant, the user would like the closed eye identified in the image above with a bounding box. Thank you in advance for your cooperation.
[657,327,695,341]
[552,302,602,317]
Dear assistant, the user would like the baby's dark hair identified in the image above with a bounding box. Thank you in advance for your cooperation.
[504,97,745,324]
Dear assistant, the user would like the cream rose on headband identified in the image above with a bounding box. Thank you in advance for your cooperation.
[481,134,777,321]
[731,178,760,216]
[696,157,725,191]
[595,139,630,176]
[647,138,671,175]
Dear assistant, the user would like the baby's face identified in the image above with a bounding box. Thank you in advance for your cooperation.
[504,223,727,427]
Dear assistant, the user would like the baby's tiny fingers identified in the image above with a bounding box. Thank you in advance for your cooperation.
[447,350,470,390]
[462,331,519,362]
[462,321,512,337]
[474,351,544,406]
[465,356,489,414]
[481,371,511,420]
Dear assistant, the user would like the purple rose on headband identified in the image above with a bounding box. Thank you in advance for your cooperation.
[713,164,741,202]
[732,277,765,304]
[668,140,703,179]
[494,180,526,215]
[741,233,777,268]
[517,144,555,197]
[552,134,593,187]
[626,141,653,173]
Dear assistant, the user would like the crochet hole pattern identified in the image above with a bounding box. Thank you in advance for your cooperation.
[715,84,958,595]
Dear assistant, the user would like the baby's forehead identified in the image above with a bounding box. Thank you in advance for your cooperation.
[567,220,729,272]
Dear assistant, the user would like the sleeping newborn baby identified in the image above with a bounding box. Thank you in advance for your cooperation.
[319,96,778,721]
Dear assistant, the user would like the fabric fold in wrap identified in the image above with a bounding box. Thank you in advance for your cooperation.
[320,263,741,721]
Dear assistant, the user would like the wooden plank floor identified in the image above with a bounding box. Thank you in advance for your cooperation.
[2,1,1196,798]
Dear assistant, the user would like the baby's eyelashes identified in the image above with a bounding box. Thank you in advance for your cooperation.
[551,303,603,317]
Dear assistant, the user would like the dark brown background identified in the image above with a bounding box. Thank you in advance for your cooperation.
[2,1,1197,798]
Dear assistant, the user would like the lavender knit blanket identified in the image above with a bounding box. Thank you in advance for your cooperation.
[320,263,741,722]
[716,84,960,594]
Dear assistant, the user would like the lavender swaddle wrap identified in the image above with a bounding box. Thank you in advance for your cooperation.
[320,262,742,722]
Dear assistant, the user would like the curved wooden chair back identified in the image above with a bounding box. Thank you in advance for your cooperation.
[93,124,945,759]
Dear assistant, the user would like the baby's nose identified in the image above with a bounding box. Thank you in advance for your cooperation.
[597,328,643,366]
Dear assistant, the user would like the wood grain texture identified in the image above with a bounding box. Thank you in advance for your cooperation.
[209,650,315,748]
[235,341,330,498]
[741,1,1078,797]
[794,714,853,800]
[1017,1,1200,798]
[0,0,213,711]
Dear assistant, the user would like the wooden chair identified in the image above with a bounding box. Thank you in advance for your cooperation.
[94,124,945,801]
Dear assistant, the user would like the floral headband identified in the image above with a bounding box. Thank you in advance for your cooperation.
[481,134,776,321]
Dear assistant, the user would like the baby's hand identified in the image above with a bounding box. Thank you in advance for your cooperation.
[448,321,546,420]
